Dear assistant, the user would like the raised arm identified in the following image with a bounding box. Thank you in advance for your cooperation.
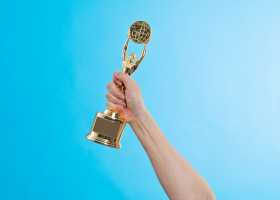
[134,43,147,67]
[123,38,130,61]
[105,71,216,200]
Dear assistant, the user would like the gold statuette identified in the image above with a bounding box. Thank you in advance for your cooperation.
[86,21,152,148]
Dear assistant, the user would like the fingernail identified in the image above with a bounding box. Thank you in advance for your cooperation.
[117,80,122,86]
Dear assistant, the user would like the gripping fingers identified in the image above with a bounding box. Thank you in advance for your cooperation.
[105,92,126,107]
[106,82,125,100]
[113,75,123,86]
[113,71,130,88]
[106,101,124,112]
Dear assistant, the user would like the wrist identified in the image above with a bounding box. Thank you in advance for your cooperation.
[128,105,149,126]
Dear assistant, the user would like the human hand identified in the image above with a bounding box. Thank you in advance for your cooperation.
[105,71,146,123]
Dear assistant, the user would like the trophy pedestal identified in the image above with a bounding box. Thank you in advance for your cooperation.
[86,109,126,149]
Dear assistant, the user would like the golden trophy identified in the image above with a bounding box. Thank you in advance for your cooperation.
[86,21,152,148]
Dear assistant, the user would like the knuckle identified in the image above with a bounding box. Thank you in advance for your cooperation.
[117,105,123,112]
[118,92,125,99]
[122,74,128,81]
[115,90,121,96]
[118,99,123,104]
[105,92,109,98]
[114,71,119,77]
[111,82,116,87]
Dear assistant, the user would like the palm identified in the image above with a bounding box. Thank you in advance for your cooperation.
[119,89,143,122]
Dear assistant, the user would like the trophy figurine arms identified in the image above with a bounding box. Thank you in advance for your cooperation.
[132,43,147,72]
[122,38,130,61]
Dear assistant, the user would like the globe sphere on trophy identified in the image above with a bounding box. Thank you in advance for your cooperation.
[86,21,152,149]
[130,21,151,44]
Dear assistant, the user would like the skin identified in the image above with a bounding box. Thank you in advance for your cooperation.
[106,71,217,200]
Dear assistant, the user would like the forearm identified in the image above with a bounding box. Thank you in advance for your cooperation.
[107,71,216,199]
[122,38,129,60]
[134,45,146,66]
[129,108,216,200]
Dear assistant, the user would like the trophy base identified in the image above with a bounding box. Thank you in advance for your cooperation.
[86,109,126,149]
[86,131,121,149]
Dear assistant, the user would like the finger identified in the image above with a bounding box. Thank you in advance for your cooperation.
[105,92,126,107]
[115,79,123,86]
[106,82,125,100]
[113,76,123,86]
[106,101,124,112]
[113,71,131,88]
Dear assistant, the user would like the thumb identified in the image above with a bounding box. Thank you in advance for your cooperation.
[113,71,132,89]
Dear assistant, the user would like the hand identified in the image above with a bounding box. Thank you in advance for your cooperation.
[105,71,146,123]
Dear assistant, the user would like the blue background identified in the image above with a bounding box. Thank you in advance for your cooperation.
[1,0,280,199]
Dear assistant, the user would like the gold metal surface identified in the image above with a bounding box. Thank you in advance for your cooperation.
[86,110,126,149]
[129,21,152,44]
[86,21,152,149]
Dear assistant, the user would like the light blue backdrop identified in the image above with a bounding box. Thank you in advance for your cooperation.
[0,0,279,199]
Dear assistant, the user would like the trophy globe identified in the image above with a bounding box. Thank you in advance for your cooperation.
[129,21,152,44]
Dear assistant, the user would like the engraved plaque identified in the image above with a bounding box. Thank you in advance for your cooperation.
[93,117,122,139]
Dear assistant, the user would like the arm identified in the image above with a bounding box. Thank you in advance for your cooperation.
[105,71,216,200]
[129,111,216,200]
[123,38,130,61]
[134,43,147,67]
